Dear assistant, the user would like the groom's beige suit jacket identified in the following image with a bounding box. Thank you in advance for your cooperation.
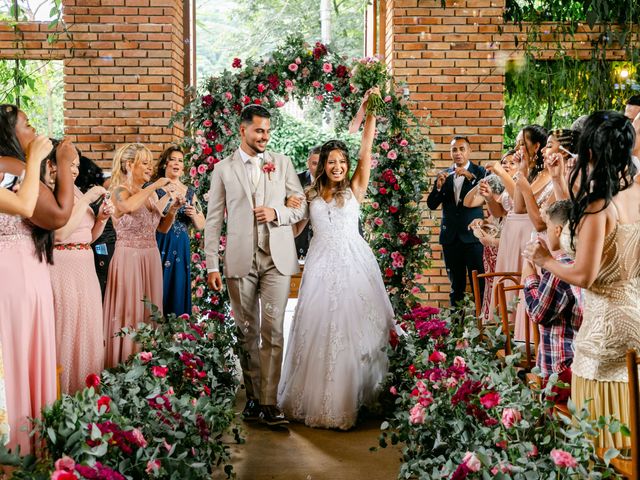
[204,149,307,277]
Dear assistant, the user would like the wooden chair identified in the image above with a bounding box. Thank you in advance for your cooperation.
[495,282,537,371]
[471,270,521,333]
[595,349,639,478]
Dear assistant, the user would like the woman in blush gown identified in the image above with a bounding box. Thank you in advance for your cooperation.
[47,152,113,394]
[525,111,640,449]
[154,146,205,317]
[103,143,178,368]
[0,104,76,453]
[278,89,395,430]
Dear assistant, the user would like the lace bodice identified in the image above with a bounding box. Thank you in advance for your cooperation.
[0,213,31,240]
[113,200,161,249]
[309,191,360,241]
[563,216,640,381]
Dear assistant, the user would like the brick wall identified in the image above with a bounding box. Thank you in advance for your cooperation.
[381,0,636,305]
[0,0,186,169]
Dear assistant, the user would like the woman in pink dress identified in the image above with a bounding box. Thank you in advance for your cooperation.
[47,152,114,394]
[0,105,76,453]
[103,143,178,368]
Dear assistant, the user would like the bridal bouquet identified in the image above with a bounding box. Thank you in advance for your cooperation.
[350,56,388,115]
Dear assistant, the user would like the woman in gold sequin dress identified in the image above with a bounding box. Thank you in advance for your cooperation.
[525,110,640,449]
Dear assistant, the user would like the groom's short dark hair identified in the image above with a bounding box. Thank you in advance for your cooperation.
[240,105,271,124]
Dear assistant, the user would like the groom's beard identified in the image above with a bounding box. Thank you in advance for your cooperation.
[247,139,268,154]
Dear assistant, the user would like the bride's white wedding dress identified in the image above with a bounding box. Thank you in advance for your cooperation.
[278,189,394,430]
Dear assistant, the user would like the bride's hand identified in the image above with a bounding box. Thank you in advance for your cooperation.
[286,195,305,209]
[363,86,381,105]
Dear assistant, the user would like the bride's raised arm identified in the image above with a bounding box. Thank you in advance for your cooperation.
[350,88,379,203]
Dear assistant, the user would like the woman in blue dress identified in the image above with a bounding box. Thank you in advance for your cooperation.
[155,146,205,316]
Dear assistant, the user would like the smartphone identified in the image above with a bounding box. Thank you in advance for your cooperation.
[0,171,24,190]
[162,197,173,216]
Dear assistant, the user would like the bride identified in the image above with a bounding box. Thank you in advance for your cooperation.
[278,89,395,430]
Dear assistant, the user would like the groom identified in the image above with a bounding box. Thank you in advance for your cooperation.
[205,105,307,426]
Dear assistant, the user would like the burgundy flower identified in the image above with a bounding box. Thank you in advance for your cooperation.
[450,462,471,480]
[201,95,213,106]
[267,73,280,90]
[336,65,348,78]
[232,58,242,68]
[312,42,327,59]
[97,395,111,413]
[389,329,399,349]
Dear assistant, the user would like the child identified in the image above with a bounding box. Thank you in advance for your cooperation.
[522,200,582,403]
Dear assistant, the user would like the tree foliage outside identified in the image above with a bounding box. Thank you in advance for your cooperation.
[195,0,367,81]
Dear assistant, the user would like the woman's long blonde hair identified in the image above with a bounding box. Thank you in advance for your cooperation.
[110,143,153,190]
[306,140,352,207]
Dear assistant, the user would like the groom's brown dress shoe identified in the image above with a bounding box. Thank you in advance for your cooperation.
[260,405,289,426]
[242,399,261,422]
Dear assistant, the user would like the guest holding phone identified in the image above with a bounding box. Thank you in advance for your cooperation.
[47,150,114,394]
[0,105,75,453]
[103,143,178,368]
[154,146,204,317]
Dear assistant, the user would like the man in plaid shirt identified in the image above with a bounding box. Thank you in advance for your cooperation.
[523,200,583,403]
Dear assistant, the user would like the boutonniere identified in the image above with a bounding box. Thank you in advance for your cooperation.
[262,161,276,180]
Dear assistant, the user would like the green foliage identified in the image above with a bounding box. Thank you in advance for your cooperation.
[381,300,625,479]
[269,113,360,171]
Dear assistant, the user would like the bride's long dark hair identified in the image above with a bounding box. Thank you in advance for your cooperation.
[306,140,352,207]
[568,110,636,247]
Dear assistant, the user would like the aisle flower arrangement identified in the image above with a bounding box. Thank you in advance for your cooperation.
[382,302,624,479]
[4,309,239,479]
[174,34,433,315]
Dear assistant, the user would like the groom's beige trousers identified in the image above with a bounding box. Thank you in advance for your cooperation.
[226,249,291,406]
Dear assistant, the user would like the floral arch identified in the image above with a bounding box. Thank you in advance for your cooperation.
[177,35,434,318]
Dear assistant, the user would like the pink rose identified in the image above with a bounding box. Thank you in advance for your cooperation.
[372,202,379,209]
[322,62,333,73]
[197,164,207,175]
[527,444,539,457]
[139,351,153,363]
[400,139,409,147]
[462,452,481,472]
[312,80,321,88]
[416,380,428,394]
[163,439,173,451]
[378,248,387,254]
[387,150,398,160]
[224,91,232,100]
[455,340,469,350]
[501,408,522,428]
[275,100,285,108]
[453,356,466,368]
[196,286,204,298]
[371,158,378,168]
[380,141,390,151]
[445,377,458,388]
[54,456,75,472]
[315,95,324,102]
[146,459,161,474]
[131,428,147,448]
[374,217,383,226]
[389,386,397,395]
[189,166,197,177]
[480,391,501,409]
[428,350,446,363]
[384,95,392,102]
[151,366,169,378]
[288,63,298,72]
[550,449,578,468]
[411,286,420,294]
[409,404,426,424]
[203,119,212,127]
[295,57,301,64]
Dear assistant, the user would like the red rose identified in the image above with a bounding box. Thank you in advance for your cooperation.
[393,183,400,190]
[203,146,212,156]
[389,206,398,213]
[53,472,77,480]
[151,366,169,378]
[333,95,341,103]
[324,83,334,92]
[85,373,100,388]
[215,144,224,152]
[232,58,242,68]
[253,98,262,105]
[479,391,501,409]
[97,395,111,413]
[385,268,394,278]
[408,364,416,376]
[379,187,387,195]
[389,329,399,349]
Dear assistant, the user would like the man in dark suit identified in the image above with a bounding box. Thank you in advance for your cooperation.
[295,146,321,258]
[427,135,486,307]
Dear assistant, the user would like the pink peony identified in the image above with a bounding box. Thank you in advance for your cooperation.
[429,351,446,363]
[501,408,522,428]
[550,449,577,468]
[409,404,426,424]
[54,456,75,472]
[480,391,501,408]
[151,366,169,378]
[322,62,333,73]
[463,452,481,472]
[139,351,153,363]
[288,63,298,72]
[387,150,398,160]
[146,459,161,474]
